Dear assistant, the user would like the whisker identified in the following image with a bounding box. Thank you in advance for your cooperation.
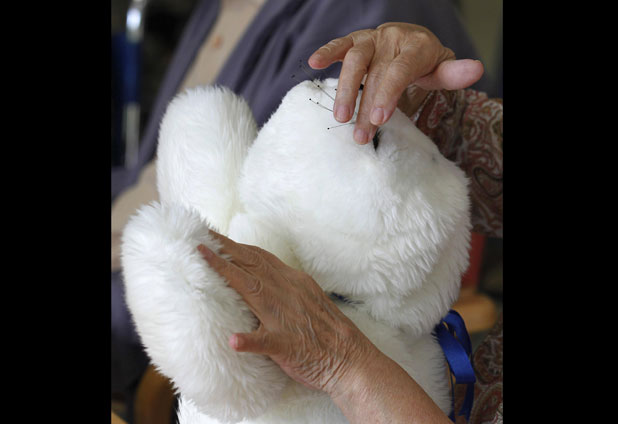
[327,121,356,130]
[309,98,333,112]
[299,61,336,101]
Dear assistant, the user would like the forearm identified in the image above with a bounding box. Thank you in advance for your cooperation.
[199,235,456,423]
[329,349,452,424]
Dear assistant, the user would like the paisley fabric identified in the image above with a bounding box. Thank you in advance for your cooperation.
[412,89,503,238]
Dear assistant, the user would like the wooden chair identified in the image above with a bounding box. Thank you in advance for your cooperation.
[133,365,176,424]
[112,411,128,424]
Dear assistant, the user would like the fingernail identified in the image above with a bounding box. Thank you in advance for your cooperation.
[334,104,350,122]
[353,128,368,144]
[308,54,319,67]
[229,334,239,350]
[370,107,385,125]
[198,244,214,260]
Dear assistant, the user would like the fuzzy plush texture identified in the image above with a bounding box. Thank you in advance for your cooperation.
[121,78,471,423]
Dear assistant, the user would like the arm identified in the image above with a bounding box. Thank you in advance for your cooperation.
[329,348,452,424]
[198,232,452,424]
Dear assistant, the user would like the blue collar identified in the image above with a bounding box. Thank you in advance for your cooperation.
[435,310,476,422]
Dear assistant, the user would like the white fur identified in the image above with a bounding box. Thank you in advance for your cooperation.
[122,203,289,423]
[156,85,256,234]
[121,79,470,423]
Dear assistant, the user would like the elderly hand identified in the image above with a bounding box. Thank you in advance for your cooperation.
[198,231,452,423]
[197,231,379,395]
[308,22,484,144]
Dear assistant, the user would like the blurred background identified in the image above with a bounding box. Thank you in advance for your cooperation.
[111,1,502,422]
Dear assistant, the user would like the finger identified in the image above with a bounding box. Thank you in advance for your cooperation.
[221,243,269,275]
[207,230,282,282]
[207,228,234,248]
[207,230,257,267]
[197,244,265,299]
[207,229,266,260]
[308,36,353,70]
[206,230,300,292]
[369,46,436,126]
[352,61,389,144]
[334,40,375,123]
[229,329,279,356]
[414,59,484,91]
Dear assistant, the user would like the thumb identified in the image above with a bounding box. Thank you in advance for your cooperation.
[229,330,276,355]
[415,59,484,91]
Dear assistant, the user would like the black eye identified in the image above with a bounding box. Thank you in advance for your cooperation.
[372,129,380,150]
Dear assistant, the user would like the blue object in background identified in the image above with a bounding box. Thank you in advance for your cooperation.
[112,0,148,171]
[111,31,142,169]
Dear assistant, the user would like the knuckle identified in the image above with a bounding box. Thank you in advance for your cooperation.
[411,30,432,45]
[389,60,413,81]
[344,48,368,69]
[365,66,387,83]
[319,38,343,54]
[349,29,373,43]
[380,24,405,39]
[257,330,276,355]
[246,276,264,295]
[251,245,269,258]
[261,332,271,348]
[243,248,264,269]
[327,37,346,48]
[442,47,456,61]
[236,245,269,272]
[246,248,279,276]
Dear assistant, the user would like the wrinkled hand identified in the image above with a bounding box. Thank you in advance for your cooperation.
[197,232,379,396]
[308,22,484,144]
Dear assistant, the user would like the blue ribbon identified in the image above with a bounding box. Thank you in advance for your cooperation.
[434,310,476,422]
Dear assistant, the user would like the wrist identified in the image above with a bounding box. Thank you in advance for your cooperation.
[327,346,401,422]
[327,343,452,424]
[315,322,383,399]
